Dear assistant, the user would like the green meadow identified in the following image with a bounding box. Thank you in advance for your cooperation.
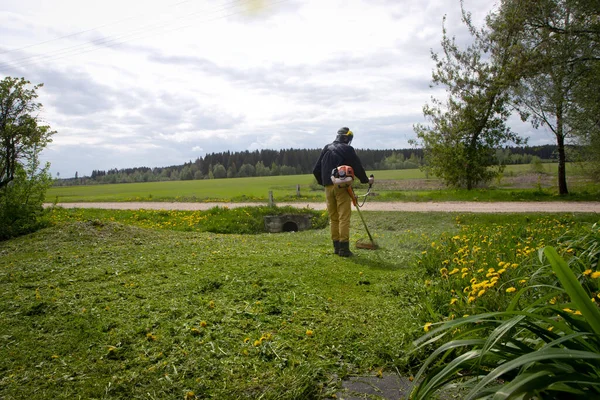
[47,164,600,203]
[1,206,599,399]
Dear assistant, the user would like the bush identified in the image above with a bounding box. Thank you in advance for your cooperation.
[0,162,53,240]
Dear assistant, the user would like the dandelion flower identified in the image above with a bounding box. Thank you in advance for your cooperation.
[477,289,486,297]
[191,328,201,336]
[200,321,207,327]
[253,340,261,347]
[209,301,215,309]
[439,267,448,276]
[423,322,432,332]
[468,296,476,303]
[511,263,519,268]
[506,287,517,293]
[449,268,459,275]
[244,337,250,343]
[519,279,527,284]
[450,298,458,305]
[583,269,592,276]
[497,268,506,274]
[461,268,469,273]
[306,329,314,336]
[592,272,600,279]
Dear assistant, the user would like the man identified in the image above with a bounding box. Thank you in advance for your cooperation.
[313,127,371,257]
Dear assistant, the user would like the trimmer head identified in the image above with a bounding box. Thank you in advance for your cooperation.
[356,239,379,250]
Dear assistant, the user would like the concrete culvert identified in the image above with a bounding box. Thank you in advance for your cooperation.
[264,214,312,233]
[282,221,299,232]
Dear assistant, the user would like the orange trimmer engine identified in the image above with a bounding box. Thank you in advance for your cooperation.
[331,165,355,188]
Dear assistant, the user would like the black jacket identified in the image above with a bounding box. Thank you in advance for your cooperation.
[312,141,369,186]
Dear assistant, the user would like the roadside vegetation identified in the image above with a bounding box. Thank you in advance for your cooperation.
[1,209,598,399]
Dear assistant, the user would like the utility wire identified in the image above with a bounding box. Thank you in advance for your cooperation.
[1,0,290,72]
[0,0,207,55]
[0,0,244,70]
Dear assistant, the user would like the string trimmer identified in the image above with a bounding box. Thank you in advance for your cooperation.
[331,166,378,250]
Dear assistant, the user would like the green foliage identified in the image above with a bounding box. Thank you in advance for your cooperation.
[0,158,53,241]
[410,222,600,399]
[0,77,55,189]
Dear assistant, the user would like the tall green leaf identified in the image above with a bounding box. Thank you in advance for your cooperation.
[544,246,600,335]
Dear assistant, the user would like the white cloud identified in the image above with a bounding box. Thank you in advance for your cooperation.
[0,0,551,178]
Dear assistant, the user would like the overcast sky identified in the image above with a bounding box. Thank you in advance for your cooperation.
[1,0,549,178]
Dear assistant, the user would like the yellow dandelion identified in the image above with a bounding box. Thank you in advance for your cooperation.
[563,308,573,313]
[468,296,476,303]
[449,268,460,275]
[461,272,468,278]
[191,328,201,336]
[146,333,157,341]
[253,340,261,347]
[506,287,517,293]
[200,320,207,327]
[477,289,486,297]
[306,329,314,336]
[511,263,519,268]
[244,337,250,343]
[461,268,469,273]
[497,268,506,274]
[423,322,432,332]
[450,298,458,305]
[440,267,449,276]
[209,301,215,309]
[186,391,196,400]
[477,268,484,273]
[584,269,593,276]
[574,310,582,316]
[519,279,527,284]
[592,272,600,279]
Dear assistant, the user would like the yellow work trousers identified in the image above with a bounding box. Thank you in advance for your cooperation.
[325,184,352,242]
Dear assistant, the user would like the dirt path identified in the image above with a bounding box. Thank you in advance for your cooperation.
[46,201,600,213]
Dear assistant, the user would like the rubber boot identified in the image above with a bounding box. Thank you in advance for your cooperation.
[338,241,353,257]
[333,241,340,255]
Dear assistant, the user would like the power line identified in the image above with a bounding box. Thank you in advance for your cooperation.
[1,0,290,72]
[0,0,206,55]
[0,0,243,70]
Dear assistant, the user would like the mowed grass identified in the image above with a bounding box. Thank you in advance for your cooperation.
[2,209,598,399]
[47,164,600,203]
[1,211,451,399]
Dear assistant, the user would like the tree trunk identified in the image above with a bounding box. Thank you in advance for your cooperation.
[556,112,569,195]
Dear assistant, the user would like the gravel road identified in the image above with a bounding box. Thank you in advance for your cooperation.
[46,201,600,213]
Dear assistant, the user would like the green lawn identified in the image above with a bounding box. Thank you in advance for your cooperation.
[1,210,598,399]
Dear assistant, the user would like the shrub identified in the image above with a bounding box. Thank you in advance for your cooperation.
[0,162,53,240]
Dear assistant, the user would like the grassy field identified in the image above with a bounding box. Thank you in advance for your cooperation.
[46,164,600,203]
[1,208,599,399]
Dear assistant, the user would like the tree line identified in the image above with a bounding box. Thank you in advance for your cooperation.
[55,145,560,186]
